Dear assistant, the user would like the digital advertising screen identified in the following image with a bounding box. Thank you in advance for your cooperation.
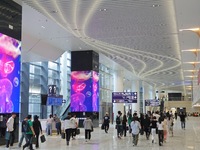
[0,33,21,113]
[145,99,160,106]
[112,92,137,103]
[70,71,99,112]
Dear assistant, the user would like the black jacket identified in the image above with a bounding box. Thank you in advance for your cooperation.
[33,120,42,135]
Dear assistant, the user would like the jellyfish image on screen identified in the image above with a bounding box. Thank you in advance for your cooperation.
[0,33,21,58]
[0,79,14,113]
[92,93,98,112]
[72,82,86,93]
[0,60,15,77]
[93,71,99,82]
[92,71,99,111]
[71,71,91,81]
[0,33,21,113]
[71,93,87,111]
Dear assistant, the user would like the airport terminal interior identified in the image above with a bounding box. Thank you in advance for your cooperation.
[1,0,200,149]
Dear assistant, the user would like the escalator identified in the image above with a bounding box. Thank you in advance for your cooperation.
[54,99,70,120]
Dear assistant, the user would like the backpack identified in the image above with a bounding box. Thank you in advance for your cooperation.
[23,120,31,132]
[116,116,121,124]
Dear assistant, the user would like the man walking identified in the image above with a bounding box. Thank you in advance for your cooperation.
[6,113,16,148]
[23,115,35,150]
[103,112,110,133]
[18,117,28,147]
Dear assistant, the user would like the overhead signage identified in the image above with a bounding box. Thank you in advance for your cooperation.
[145,99,160,106]
[112,92,137,103]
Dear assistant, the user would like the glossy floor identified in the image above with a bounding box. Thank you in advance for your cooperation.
[1,117,200,150]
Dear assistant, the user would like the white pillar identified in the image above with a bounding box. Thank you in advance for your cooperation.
[131,80,140,114]
[60,52,68,100]
[113,70,124,117]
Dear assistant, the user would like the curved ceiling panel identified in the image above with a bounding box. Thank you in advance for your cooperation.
[21,0,200,94]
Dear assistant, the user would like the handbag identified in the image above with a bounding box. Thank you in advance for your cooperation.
[31,136,37,144]
[91,126,94,132]
[126,126,129,130]
[101,124,105,130]
[40,134,46,143]
[61,132,65,139]
[140,128,144,135]
[5,131,10,140]
[76,128,80,135]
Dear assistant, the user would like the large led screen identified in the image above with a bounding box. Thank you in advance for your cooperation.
[71,71,99,112]
[0,33,21,113]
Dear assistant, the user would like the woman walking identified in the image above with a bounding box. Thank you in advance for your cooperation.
[157,117,164,146]
[33,115,42,148]
[127,114,132,134]
[83,115,93,142]
[163,116,168,142]
[64,114,72,146]
[122,114,127,137]
[143,114,151,140]
[151,116,157,144]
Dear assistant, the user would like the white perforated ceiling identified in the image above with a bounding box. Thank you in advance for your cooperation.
[21,0,199,94]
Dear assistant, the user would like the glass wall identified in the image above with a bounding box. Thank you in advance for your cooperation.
[21,51,72,118]
[99,64,114,103]
[99,64,114,122]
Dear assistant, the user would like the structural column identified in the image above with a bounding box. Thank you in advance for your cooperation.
[113,70,124,117]
[131,80,140,114]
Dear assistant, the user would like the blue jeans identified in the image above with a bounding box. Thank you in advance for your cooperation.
[23,134,33,150]
[18,132,28,147]
[46,124,52,135]
[181,121,185,129]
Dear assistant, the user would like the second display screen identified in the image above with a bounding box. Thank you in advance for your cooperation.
[70,71,99,112]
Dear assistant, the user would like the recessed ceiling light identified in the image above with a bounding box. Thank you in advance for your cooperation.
[51,10,58,13]
[41,26,45,29]
[79,47,82,49]
[159,23,166,26]
[99,8,107,11]
[152,4,161,7]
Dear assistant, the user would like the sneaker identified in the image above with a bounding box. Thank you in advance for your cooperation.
[152,140,154,143]
[66,141,69,146]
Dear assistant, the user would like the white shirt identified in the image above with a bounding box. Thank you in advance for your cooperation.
[131,120,141,135]
[64,119,72,130]
[70,117,78,129]
[6,116,14,132]
[46,117,53,125]
[157,122,164,130]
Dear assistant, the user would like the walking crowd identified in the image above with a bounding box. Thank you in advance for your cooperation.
[112,110,187,147]
[2,110,187,149]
